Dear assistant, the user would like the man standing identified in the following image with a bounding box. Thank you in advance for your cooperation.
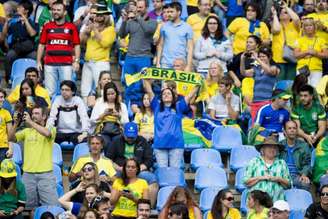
[156,2,193,71]
[279,120,312,190]
[37,0,80,97]
[291,85,326,146]
[137,199,151,219]
[9,106,58,208]
[119,0,157,111]
[255,89,290,133]
[186,0,212,41]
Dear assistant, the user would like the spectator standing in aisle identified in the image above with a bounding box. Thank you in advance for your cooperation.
[9,105,58,208]
[186,0,212,41]
[80,5,116,103]
[0,89,13,163]
[7,67,51,107]
[2,0,36,83]
[305,184,328,218]
[291,85,326,146]
[37,0,80,97]
[47,80,90,145]
[119,0,157,112]
[156,2,193,71]
[279,120,312,190]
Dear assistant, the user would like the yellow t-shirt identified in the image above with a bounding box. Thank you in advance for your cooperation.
[187,0,198,7]
[15,126,56,173]
[134,112,154,135]
[293,35,328,71]
[272,22,300,63]
[316,75,328,107]
[205,81,219,99]
[0,4,5,18]
[112,178,148,217]
[70,155,117,178]
[246,208,269,219]
[85,26,116,62]
[241,77,254,100]
[187,13,215,41]
[177,82,196,97]
[207,208,241,219]
[228,18,270,55]
[0,108,12,148]
[7,84,51,107]
[307,12,328,43]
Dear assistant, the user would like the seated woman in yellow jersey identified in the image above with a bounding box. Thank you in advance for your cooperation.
[134,93,154,142]
[159,186,202,219]
[294,18,328,87]
[271,4,300,81]
[0,89,13,163]
[207,189,241,219]
[110,158,149,219]
[7,67,51,107]
[227,2,270,55]
[205,62,224,100]
[247,190,273,219]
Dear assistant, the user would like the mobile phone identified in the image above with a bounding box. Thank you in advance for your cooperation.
[123,189,130,193]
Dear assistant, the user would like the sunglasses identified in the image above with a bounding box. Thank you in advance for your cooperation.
[224,197,234,201]
[82,167,94,172]
[321,192,328,197]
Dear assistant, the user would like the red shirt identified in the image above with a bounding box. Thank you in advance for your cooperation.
[39,21,80,65]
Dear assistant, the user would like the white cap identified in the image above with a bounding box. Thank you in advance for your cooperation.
[272,200,290,211]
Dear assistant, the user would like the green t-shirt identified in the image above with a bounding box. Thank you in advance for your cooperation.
[0,180,26,214]
[124,143,134,159]
[291,102,326,134]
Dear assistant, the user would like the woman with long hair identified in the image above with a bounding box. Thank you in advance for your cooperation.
[59,183,101,216]
[0,159,26,219]
[159,186,201,219]
[246,190,273,219]
[194,15,233,74]
[87,71,112,109]
[70,162,111,203]
[110,158,149,219]
[207,189,241,219]
[134,93,154,142]
[90,82,129,146]
[205,61,224,100]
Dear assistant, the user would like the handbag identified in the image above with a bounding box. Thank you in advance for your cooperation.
[282,27,297,64]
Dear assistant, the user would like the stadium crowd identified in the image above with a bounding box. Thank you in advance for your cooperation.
[0,0,327,218]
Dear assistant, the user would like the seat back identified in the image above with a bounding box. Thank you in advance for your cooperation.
[194,166,228,191]
[11,58,37,88]
[240,189,249,215]
[285,189,313,211]
[191,148,223,170]
[34,206,65,219]
[155,167,186,187]
[212,126,242,151]
[53,143,63,167]
[12,143,22,166]
[53,164,63,185]
[199,187,222,212]
[72,142,89,163]
[234,167,246,193]
[230,145,259,172]
[156,186,176,210]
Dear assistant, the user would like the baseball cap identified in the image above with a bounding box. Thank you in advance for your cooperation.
[272,200,290,211]
[124,122,138,138]
[272,89,292,100]
[0,159,17,178]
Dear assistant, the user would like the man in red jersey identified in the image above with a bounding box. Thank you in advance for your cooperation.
[37,0,80,97]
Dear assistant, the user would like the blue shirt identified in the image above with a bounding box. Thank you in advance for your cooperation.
[8,16,35,46]
[160,21,193,68]
[226,0,244,16]
[253,66,277,102]
[286,146,299,176]
[255,104,290,132]
[151,97,188,149]
[71,202,82,216]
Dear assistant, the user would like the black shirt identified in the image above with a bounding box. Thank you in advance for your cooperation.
[305,203,328,219]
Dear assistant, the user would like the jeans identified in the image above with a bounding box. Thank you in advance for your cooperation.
[81,61,110,97]
[44,65,73,97]
[22,172,59,208]
[123,56,151,106]
[291,174,311,191]
[154,148,184,168]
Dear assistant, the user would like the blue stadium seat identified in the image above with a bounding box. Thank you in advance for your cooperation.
[289,210,306,219]
[33,206,65,219]
[212,126,242,152]
[72,142,89,163]
[10,58,37,88]
[156,186,176,210]
[194,166,228,191]
[311,149,315,168]
[12,143,22,166]
[53,143,63,167]
[285,189,313,211]
[190,148,223,171]
[57,184,64,198]
[235,167,246,193]
[16,164,21,181]
[199,187,222,212]
[60,141,75,150]
[155,167,186,187]
[240,189,249,215]
[184,143,203,151]
[275,80,293,91]
[53,164,63,185]
[229,145,259,172]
